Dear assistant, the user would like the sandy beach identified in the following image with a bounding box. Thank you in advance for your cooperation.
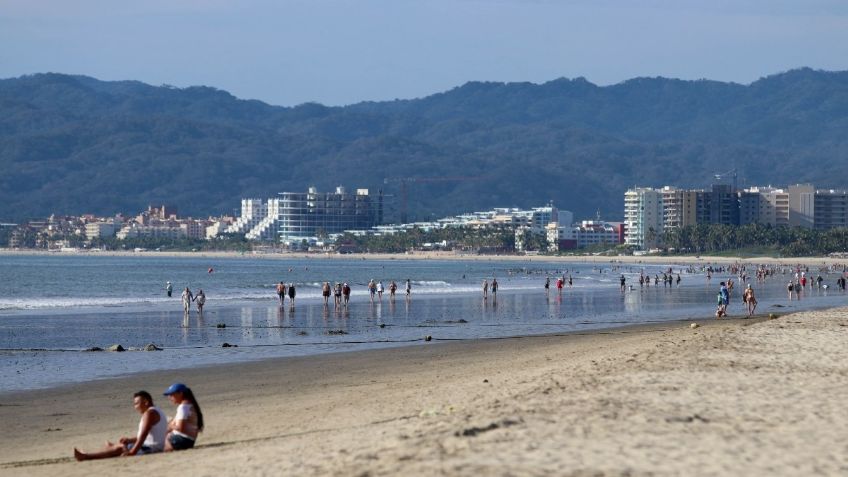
[2,307,847,476]
[3,247,847,268]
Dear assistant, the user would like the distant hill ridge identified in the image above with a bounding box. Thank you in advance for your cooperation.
[1,68,847,222]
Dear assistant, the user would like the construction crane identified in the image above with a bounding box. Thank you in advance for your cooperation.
[713,168,738,192]
[383,176,483,224]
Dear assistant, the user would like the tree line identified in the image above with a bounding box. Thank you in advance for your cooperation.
[661,224,848,257]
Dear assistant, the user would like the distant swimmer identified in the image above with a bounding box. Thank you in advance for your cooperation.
[166,281,173,297]
[208,268,214,274]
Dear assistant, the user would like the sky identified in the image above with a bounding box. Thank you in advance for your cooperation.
[1,0,847,106]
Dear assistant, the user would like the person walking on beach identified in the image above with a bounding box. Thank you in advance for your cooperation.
[276,282,286,306]
[620,275,626,292]
[368,279,377,303]
[389,280,397,300]
[743,284,757,317]
[287,282,296,308]
[405,279,412,299]
[482,279,489,299]
[343,282,351,305]
[334,282,343,307]
[165,281,173,298]
[195,289,206,314]
[377,280,384,300]
[491,278,498,296]
[163,383,204,451]
[787,281,795,300]
[545,277,550,294]
[181,287,194,314]
[322,282,331,306]
[73,391,167,460]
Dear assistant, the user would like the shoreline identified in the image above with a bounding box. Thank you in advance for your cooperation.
[2,248,846,266]
[5,305,847,475]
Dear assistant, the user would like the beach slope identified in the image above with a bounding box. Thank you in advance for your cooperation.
[2,309,847,476]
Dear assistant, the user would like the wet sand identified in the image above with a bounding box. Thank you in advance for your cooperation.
[2,309,847,476]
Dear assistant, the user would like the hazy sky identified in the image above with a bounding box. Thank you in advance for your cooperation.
[2,0,847,106]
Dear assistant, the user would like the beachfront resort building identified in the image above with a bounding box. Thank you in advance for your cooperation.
[624,183,848,249]
[277,186,383,243]
[224,198,281,241]
[624,188,663,250]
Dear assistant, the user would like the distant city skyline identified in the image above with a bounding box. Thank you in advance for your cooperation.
[2,0,847,106]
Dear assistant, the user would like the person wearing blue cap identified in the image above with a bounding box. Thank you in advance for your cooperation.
[163,383,204,451]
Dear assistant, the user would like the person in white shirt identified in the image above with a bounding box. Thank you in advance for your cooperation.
[163,383,204,451]
[73,391,167,460]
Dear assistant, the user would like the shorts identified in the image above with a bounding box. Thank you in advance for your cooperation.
[124,442,154,455]
[169,433,196,451]
[323,291,330,297]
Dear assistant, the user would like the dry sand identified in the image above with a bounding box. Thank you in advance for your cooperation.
[2,309,847,476]
[3,247,847,268]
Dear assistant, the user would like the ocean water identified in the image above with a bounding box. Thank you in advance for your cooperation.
[0,253,844,392]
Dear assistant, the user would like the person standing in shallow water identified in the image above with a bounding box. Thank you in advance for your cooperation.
[195,289,206,314]
[491,278,498,296]
[287,282,296,308]
[322,282,331,306]
[276,282,286,306]
[165,281,173,297]
[181,287,193,314]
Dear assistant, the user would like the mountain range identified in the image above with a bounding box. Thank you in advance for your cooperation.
[1,68,847,223]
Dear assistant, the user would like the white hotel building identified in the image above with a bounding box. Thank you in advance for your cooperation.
[624,188,663,249]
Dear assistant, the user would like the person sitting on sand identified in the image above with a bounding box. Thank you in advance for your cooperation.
[74,391,167,461]
[163,383,204,451]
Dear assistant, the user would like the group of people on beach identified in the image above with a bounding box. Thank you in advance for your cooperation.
[482,278,498,298]
[165,281,206,315]
[74,383,203,461]
[276,281,297,308]
[316,279,412,308]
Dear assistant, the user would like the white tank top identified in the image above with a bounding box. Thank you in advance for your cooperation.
[140,406,168,452]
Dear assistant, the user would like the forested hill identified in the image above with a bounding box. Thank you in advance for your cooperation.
[2,68,848,222]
